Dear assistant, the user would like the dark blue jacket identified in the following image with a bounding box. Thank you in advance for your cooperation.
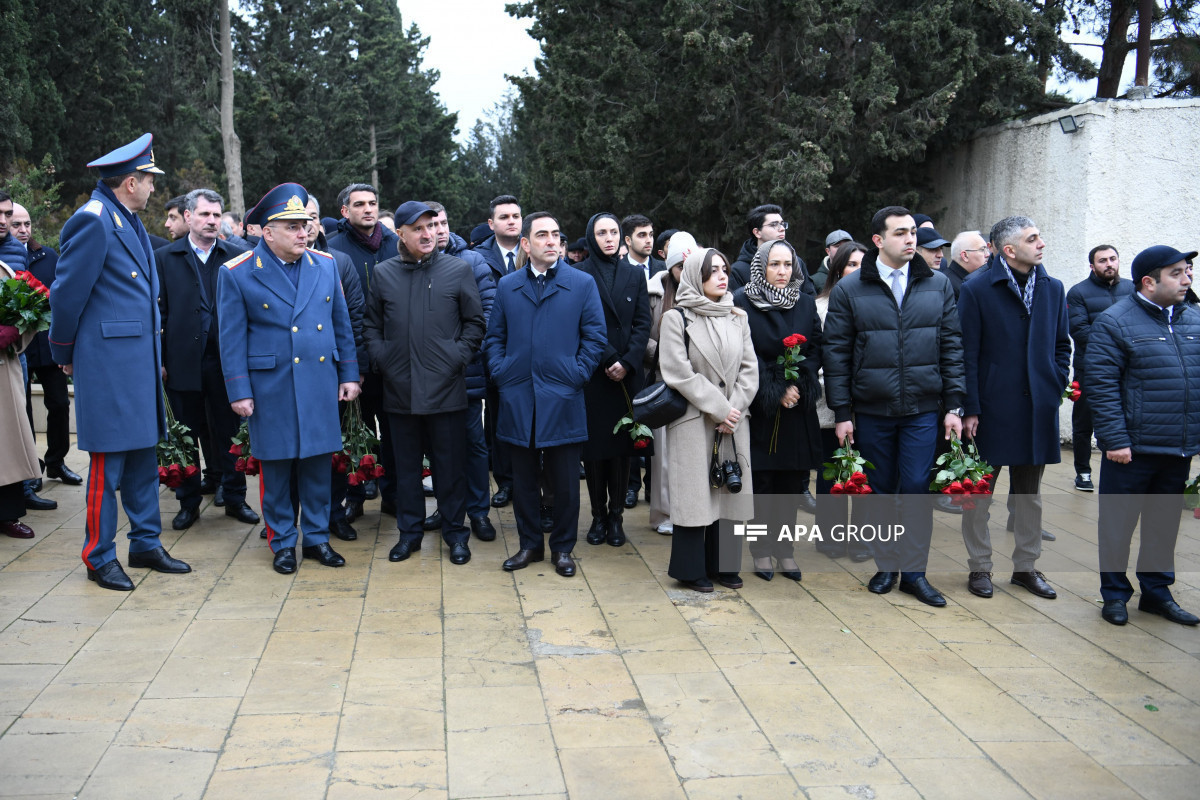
[1066,271,1135,379]
[315,231,368,372]
[474,233,519,284]
[0,232,27,271]
[483,265,606,448]
[446,232,496,399]
[1085,294,1200,457]
[326,218,399,313]
[23,243,58,369]
[959,260,1071,466]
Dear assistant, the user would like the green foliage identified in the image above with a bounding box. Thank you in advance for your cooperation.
[1,155,65,249]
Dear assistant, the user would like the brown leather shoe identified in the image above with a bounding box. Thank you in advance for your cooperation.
[551,551,576,577]
[967,571,993,598]
[1,520,35,539]
[502,548,545,571]
[1010,570,1057,599]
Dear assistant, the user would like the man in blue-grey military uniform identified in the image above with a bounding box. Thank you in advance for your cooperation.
[217,183,361,575]
[48,133,192,591]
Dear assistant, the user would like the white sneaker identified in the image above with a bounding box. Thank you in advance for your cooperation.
[656,520,673,535]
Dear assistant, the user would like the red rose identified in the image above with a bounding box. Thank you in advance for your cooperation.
[360,454,376,468]
[962,499,977,511]
[245,457,261,476]
[347,473,362,486]
[184,465,199,478]
[372,465,385,478]
[858,485,873,494]
[235,457,247,473]
[941,487,953,495]
[849,472,867,486]
[230,443,243,456]
[634,438,648,450]
[421,467,431,478]
[1071,390,1082,401]
[158,465,168,480]
[1071,381,1079,389]
[948,481,963,493]
[831,483,845,494]
[961,477,973,489]
[782,333,806,348]
[167,464,182,480]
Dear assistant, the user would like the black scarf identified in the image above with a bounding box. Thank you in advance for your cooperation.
[585,211,621,291]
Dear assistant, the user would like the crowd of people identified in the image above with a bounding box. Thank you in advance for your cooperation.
[1,132,1198,629]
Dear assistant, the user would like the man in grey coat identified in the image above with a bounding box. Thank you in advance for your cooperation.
[363,201,486,566]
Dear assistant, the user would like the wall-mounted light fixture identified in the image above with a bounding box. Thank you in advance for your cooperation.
[1059,115,1082,134]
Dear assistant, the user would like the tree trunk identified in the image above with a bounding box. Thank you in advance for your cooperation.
[219,0,245,215]
[369,122,379,192]
[1134,0,1154,86]
[1097,0,1137,98]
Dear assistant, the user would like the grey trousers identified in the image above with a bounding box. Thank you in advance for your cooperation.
[960,464,1045,572]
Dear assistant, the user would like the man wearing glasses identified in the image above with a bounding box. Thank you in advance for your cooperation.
[217,183,361,576]
[729,204,814,293]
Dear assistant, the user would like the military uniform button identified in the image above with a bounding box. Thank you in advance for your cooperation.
[292,326,299,332]
[319,356,326,362]
[294,357,300,363]
[263,303,269,309]
[131,271,138,278]
[317,324,323,331]
[325,296,331,302]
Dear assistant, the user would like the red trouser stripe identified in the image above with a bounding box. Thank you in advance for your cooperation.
[83,452,105,568]
[259,470,274,546]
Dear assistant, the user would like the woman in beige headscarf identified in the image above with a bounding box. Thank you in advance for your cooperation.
[658,247,757,592]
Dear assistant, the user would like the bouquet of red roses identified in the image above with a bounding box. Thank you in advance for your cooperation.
[336,399,384,486]
[229,421,261,476]
[1,270,52,354]
[929,432,994,510]
[614,384,653,450]
[157,393,199,488]
[1062,381,1082,402]
[823,436,874,495]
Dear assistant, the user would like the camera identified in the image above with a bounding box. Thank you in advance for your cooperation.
[710,459,743,493]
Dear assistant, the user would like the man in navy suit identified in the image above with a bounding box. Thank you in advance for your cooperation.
[156,188,258,531]
[217,183,360,575]
[49,133,191,590]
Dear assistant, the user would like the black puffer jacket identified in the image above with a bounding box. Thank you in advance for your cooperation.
[1066,271,1135,378]
[1084,294,1200,456]
[823,250,965,421]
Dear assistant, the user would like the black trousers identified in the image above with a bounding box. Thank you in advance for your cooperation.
[389,410,469,546]
[584,458,629,519]
[749,469,804,558]
[24,364,70,467]
[1072,396,1094,475]
[668,522,720,582]
[512,442,580,553]
[168,356,246,510]
[350,375,396,502]
[485,382,513,489]
[0,482,26,521]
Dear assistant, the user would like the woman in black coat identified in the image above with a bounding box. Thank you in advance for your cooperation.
[574,212,652,547]
[733,239,823,582]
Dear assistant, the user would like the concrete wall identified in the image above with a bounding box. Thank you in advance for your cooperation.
[932,97,1200,442]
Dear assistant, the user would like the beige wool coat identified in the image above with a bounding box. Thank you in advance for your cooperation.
[0,260,41,487]
[658,303,758,527]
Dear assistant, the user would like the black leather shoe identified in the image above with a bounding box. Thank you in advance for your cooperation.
[624,489,638,509]
[607,513,626,547]
[899,575,947,607]
[389,538,421,562]
[364,479,379,500]
[225,501,260,524]
[586,517,608,545]
[172,507,200,530]
[273,547,297,574]
[423,510,443,530]
[1010,571,1057,599]
[448,542,471,565]
[716,572,743,589]
[780,571,802,582]
[934,495,963,515]
[967,571,994,598]
[31,477,42,492]
[868,571,899,594]
[1041,529,1056,541]
[331,518,358,541]
[798,489,817,514]
[540,506,554,533]
[753,558,773,581]
[23,489,57,511]
[681,578,714,593]
[491,485,512,508]
[88,560,134,591]
[1138,597,1200,626]
[345,500,364,522]
[46,463,83,485]
[552,551,575,577]
[380,498,397,517]
[1102,599,1128,625]
[470,516,496,541]
[199,476,218,494]
[503,548,545,571]
[214,485,225,507]
[303,542,345,567]
[128,546,192,573]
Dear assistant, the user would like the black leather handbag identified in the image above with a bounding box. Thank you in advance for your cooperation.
[631,308,689,429]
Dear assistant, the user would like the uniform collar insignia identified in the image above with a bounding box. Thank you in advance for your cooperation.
[112,211,123,228]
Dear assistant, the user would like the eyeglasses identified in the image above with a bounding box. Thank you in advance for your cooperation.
[962,248,989,254]
[764,221,789,231]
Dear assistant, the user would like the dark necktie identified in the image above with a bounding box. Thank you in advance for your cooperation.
[536,273,546,299]
[506,251,515,274]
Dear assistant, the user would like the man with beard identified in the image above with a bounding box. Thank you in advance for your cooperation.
[620,214,663,282]
[1066,245,1133,493]
[363,201,485,566]
[328,183,400,517]
[156,189,258,530]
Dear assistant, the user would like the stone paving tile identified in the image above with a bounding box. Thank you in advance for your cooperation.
[1,454,1198,799]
